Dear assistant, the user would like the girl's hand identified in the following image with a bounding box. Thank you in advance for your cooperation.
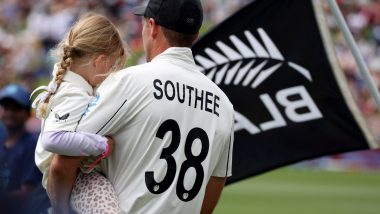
[103,136,114,159]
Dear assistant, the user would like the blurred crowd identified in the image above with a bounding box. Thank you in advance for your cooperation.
[325,0,380,141]
[0,0,254,131]
[0,0,251,89]
[0,0,379,175]
[321,0,380,171]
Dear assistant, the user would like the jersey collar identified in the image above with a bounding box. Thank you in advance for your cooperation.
[63,71,94,95]
[52,63,94,95]
[152,47,195,65]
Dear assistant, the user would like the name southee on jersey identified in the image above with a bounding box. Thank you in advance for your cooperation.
[153,79,220,117]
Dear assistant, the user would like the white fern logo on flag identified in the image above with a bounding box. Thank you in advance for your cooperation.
[195,28,324,135]
[194,28,312,87]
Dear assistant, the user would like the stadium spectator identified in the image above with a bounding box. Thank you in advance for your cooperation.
[0,84,49,214]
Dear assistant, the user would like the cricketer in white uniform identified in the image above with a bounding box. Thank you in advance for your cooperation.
[53,0,234,213]
[77,46,234,213]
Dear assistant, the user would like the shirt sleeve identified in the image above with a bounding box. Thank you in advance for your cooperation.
[42,131,108,156]
[44,87,95,132]
[212,119,234,177]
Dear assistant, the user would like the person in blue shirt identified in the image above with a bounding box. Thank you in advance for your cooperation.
[0,121,9,190]
[0,84,49,214]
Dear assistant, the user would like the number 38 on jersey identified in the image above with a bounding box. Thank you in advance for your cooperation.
[145,119,210,202]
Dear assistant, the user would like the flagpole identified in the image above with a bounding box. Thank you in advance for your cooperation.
[327,0,380,111]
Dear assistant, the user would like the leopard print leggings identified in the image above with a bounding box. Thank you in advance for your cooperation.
[70,171,120,214]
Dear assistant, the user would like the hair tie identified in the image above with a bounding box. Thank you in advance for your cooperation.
[47,81,57,94]
[30,91,48,119]
[30,81,58,119]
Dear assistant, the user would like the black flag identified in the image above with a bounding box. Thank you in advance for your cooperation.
[192,0,377,184]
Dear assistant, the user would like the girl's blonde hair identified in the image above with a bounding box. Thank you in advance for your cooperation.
[33,13,126,118]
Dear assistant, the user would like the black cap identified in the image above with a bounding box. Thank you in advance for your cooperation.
[134,0,203,35]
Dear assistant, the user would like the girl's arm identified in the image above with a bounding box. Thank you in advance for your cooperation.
[42,131,109,156]
[48,154,85,214]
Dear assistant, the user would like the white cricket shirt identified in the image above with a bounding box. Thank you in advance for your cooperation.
[35,70,95,188]
[78,47,234,214]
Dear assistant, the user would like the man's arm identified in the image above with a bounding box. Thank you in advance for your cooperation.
[201,176,227,214]
[201,116,234,213]
[48,154,84,214]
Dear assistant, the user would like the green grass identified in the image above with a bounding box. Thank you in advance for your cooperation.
[214,169,380,214]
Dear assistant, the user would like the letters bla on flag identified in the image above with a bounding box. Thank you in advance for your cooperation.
[192,0,379,184]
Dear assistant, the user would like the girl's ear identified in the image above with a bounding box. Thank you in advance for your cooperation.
[93,54,106,69]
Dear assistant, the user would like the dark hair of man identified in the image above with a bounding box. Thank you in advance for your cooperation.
[161,26,198,48]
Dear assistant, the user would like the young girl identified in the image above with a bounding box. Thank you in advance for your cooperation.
[33,13,126,213]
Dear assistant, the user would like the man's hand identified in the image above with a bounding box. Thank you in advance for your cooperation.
[48,154,85,214]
